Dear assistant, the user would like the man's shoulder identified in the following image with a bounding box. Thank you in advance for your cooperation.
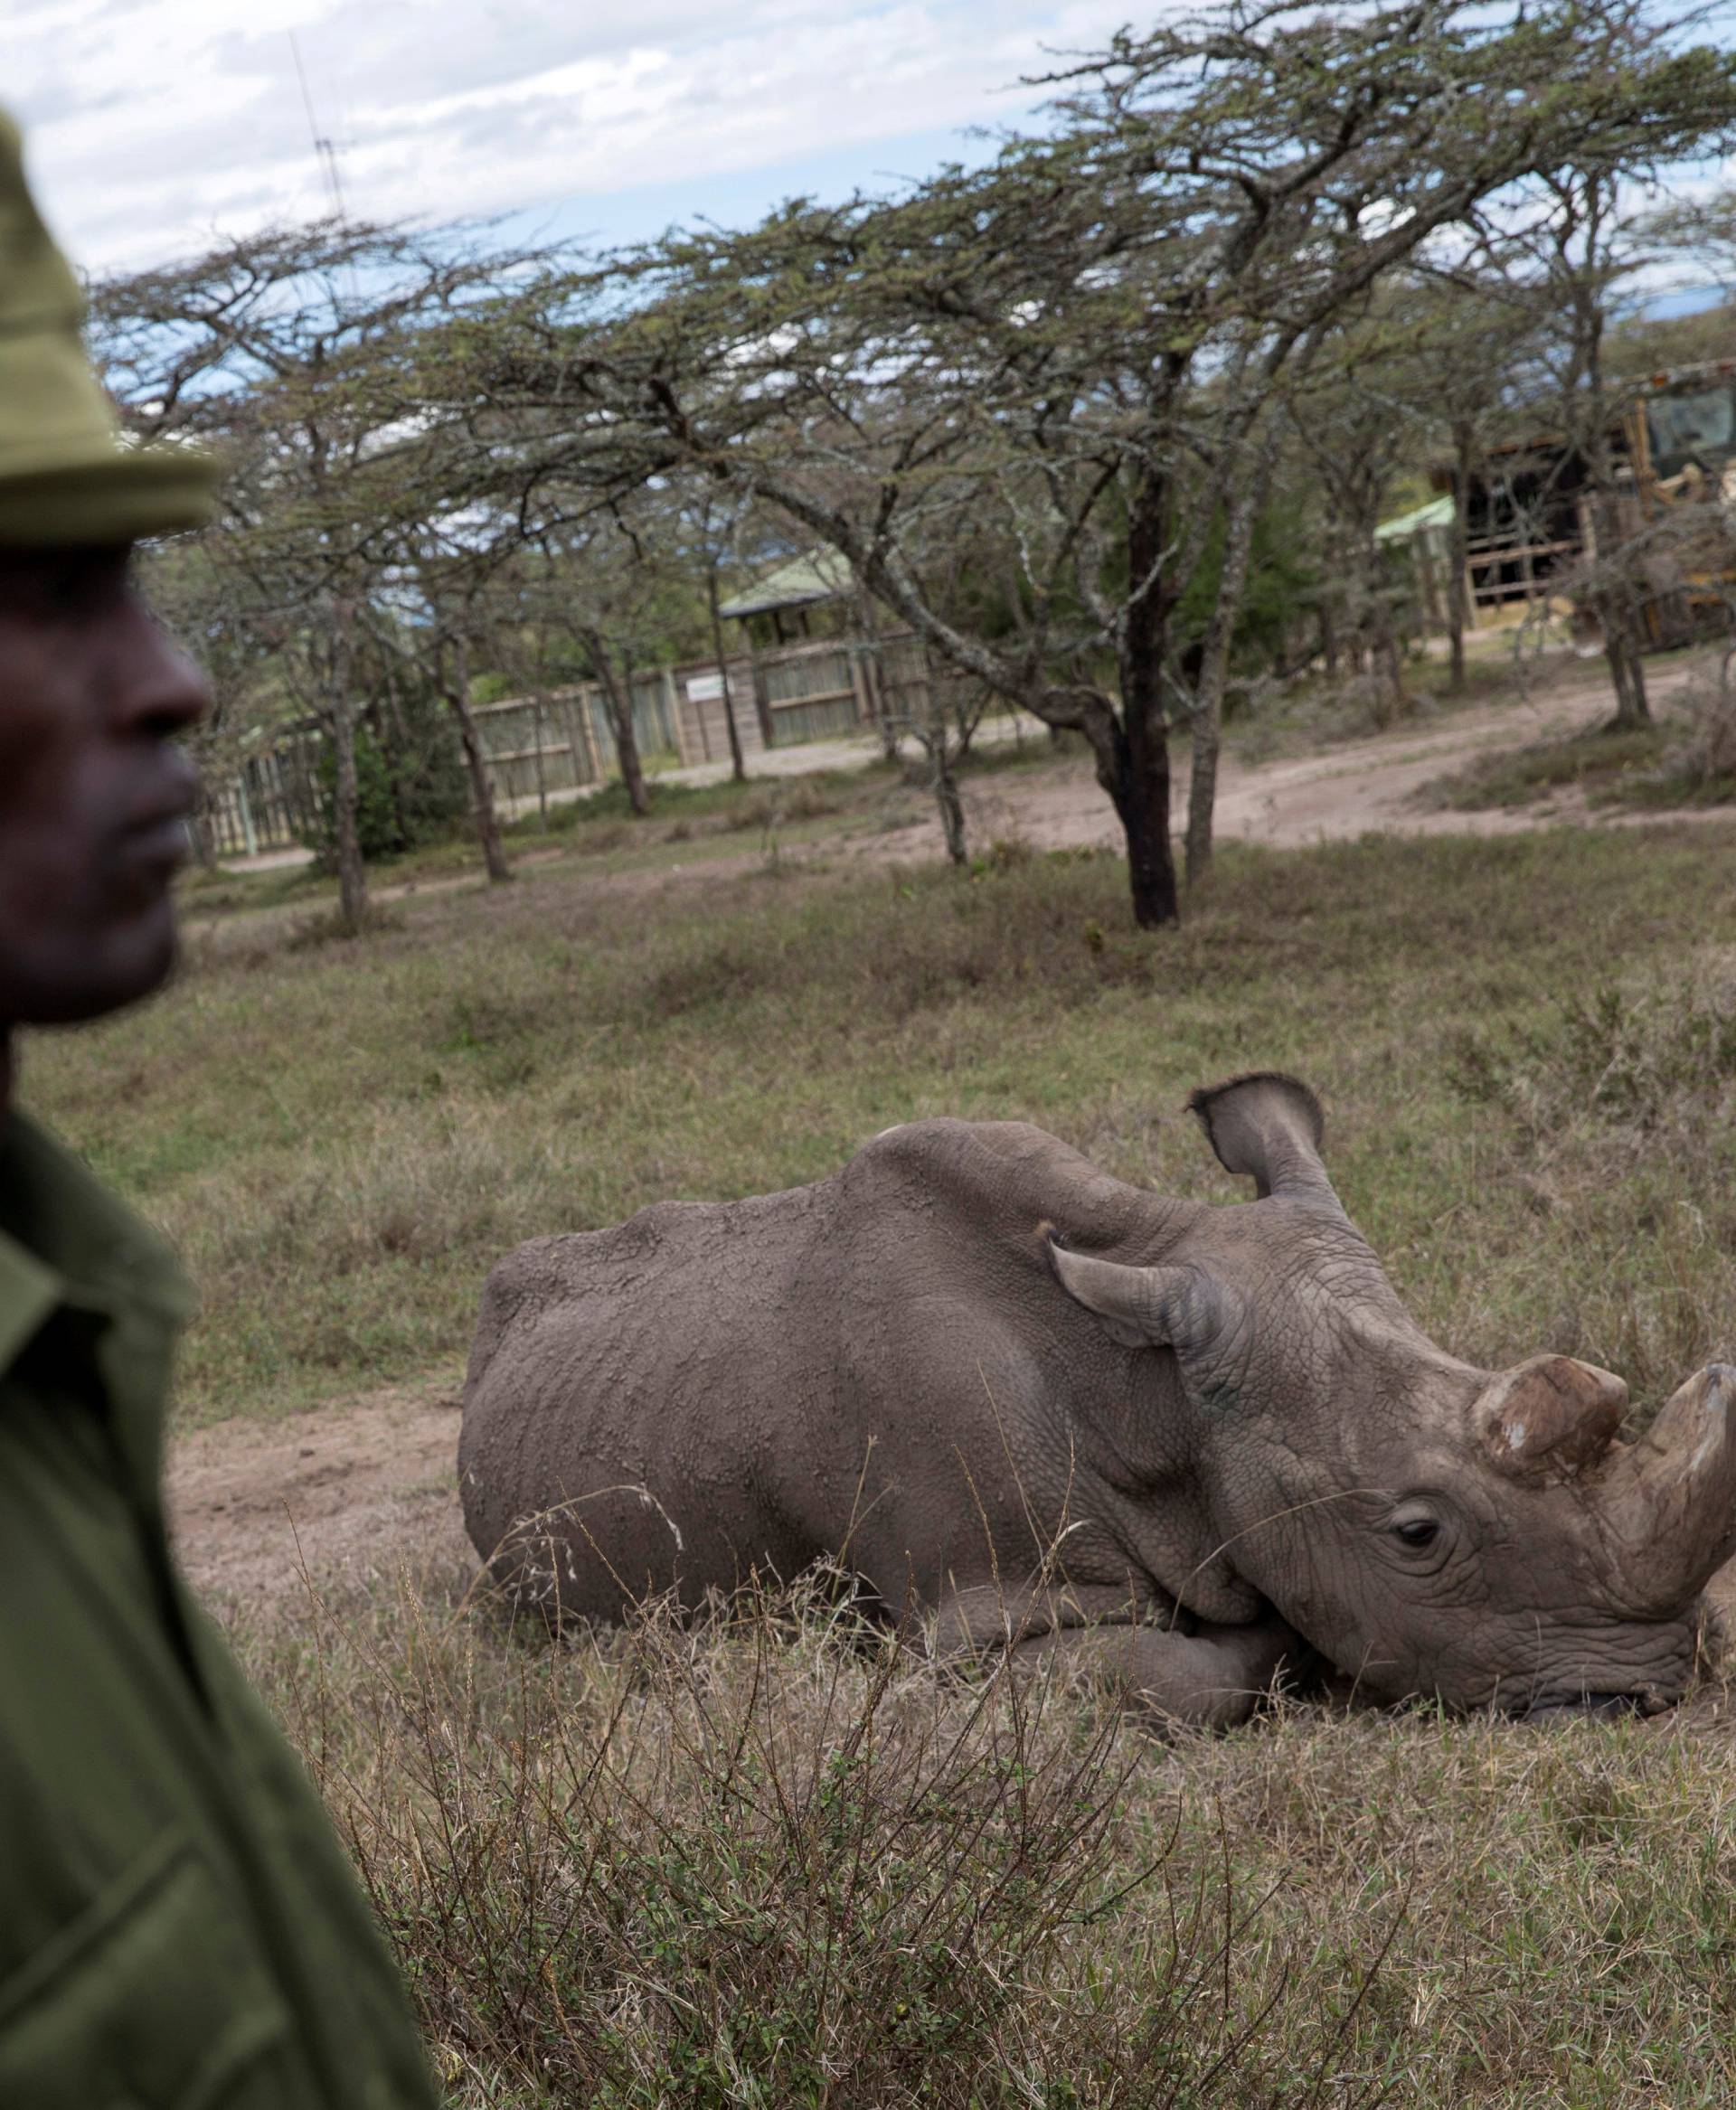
[0,1110,193,1328]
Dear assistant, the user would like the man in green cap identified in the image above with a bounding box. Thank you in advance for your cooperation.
[0,114,438,2106]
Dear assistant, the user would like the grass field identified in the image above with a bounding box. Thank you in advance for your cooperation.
[28,799,1736,2105]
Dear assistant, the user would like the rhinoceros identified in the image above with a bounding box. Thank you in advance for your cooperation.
[459,1073,1736,1726]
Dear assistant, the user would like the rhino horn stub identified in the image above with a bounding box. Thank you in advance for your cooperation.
[1601,1363,1736,1611]
[1043,1229,1236,1357]
[1478,1354,1629,1478]
[1188,1072,1341,1213]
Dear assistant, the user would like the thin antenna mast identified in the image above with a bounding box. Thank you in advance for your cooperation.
[288,29,347,222]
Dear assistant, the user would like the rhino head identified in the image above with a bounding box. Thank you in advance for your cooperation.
[1050,1073,1735,1715]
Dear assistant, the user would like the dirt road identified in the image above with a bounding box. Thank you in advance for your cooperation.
[929,655,1710,863]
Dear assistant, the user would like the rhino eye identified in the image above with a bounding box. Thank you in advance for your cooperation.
[1393,1518,1440,1550]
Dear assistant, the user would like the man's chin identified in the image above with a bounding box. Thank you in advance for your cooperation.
[5,908,181,1027]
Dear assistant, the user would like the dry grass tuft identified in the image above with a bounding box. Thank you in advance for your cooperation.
[221,1552,1736,2110]
[1447,974,1736,1401]
[719,782,844,834]
[249,1564,1392,2110]
[1448,976,1736,1144]
[285,903,410,950]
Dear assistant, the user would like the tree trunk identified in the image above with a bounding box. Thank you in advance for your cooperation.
[442,635,512,882]
[1603,599,1651,728]
[616,691,650,817]
[704,564,748,783]
[1448,426,1474,695]
[326,603,368,929]
[872,650,900,762]
[1114,473,1180,929]
[1573,213,1648,733]
[1319,595,1340,683]
[932,740,968,866]
[1386,625,1407,711]
[1185,473,1266,884]
[853,591,901,761]
[589,633,650,815]
[532,692,550,827]
[1412,527,1444,633]
[187,795,220,872]
[1367,539,1405,727]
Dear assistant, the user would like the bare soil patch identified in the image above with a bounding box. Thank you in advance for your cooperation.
[167,1373,470,1609]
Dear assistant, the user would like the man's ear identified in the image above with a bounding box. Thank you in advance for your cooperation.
[1043,1227,1240,1356]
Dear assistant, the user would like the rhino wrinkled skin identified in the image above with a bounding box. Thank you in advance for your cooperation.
[459,1074,1736,1727]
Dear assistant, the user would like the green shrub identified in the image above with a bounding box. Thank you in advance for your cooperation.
[302,688,469,868]
[305,721,403,866]
[390,682,470,844]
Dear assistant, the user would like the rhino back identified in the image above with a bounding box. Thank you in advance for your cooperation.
[459,1118,1199,1621]
[459,1181,842,1613]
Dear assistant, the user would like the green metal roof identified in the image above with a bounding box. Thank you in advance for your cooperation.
[1374,495,1454,543]
[718,547,854,619]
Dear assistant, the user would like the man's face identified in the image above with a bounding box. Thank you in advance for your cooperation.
[0,545,209,1026]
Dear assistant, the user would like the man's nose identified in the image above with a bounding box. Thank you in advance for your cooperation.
[114,591,212,740]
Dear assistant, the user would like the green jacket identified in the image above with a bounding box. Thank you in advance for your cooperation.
[0,1111,438,2109]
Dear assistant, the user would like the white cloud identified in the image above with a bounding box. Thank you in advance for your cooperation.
[11,0,1137,272]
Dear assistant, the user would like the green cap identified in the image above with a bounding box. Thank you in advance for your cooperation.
[0,111,219,546]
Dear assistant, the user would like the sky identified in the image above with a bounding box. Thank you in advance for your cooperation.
[11,0,1141,277]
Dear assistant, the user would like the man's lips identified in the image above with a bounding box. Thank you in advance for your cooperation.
[122,815,193,871]
[112,797,195,897]
[120,755,198,855]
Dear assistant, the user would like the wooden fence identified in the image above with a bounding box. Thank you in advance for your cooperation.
[203,632,938,858]
[203,735,325,859]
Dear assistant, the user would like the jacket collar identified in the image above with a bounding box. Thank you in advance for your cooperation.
[0,1108,193,1379]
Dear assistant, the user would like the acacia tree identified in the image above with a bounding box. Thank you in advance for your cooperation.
[134,530,298,867]
[93,218,542,909]
[1643,185,1736,307]
[1280,297,1463,722]
[1443,7,1736,730]
[376,513,520,882]
[458,0,1736,926]
[570,536,656,818]
[517,499,695,818]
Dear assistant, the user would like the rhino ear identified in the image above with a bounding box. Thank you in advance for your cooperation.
[1189,1072,1340,1212]
[1043,1229,1238,1357]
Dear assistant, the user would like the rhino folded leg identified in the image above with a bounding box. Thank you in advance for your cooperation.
[933,1579,1178,1660]
[1006,1612,1306,1732]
